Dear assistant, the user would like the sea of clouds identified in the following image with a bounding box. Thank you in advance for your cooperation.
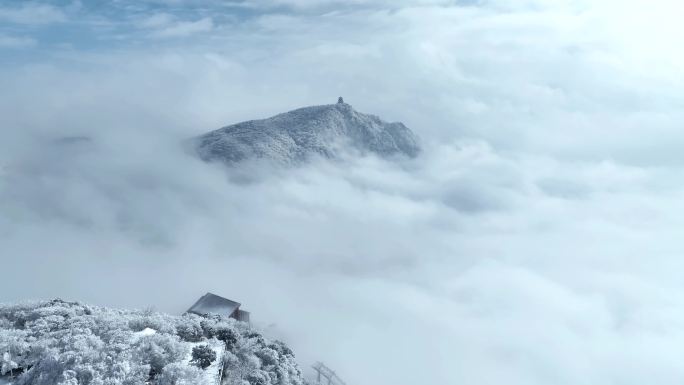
[2,1,684,384]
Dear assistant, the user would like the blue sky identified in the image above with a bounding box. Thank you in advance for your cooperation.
[0,0,441,52]
[0,1,248,52]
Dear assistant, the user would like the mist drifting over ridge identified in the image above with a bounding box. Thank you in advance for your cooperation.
[3,1,684,384]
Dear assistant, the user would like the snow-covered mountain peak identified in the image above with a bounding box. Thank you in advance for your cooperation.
[194,98,421,165]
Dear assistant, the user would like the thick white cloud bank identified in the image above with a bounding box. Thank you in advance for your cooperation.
[3,1,684,384]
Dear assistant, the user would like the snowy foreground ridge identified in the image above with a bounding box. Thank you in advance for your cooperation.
[195,98,421,164]
[0,300,305,385]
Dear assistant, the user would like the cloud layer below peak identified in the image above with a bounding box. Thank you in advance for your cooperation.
[3,1,684,385]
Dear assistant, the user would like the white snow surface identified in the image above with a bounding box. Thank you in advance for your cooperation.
[132,327,157,341]
[195,100,420,165]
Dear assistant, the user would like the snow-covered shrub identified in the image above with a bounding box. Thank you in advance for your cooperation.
[156,362,203,385]
[0,300,305,385]
[133,334,187,378]
[174,316,204,343]
[245,371,269,385]
[190,345,216,369]
[2,351,18,376]
[128,313,177,335]
[214,326,239,350]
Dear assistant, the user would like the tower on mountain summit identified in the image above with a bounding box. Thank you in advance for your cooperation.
[337,96,344,104]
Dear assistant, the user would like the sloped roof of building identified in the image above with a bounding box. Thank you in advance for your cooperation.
[187,292,240,318]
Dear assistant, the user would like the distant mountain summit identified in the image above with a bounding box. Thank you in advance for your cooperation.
[194,98,420,165]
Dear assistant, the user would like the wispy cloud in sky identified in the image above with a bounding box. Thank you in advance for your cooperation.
[0,34,36,47]
[0,2,67,25]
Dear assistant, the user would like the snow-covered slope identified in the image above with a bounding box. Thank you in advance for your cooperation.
[0,300,305,385]
[194,98,420,165]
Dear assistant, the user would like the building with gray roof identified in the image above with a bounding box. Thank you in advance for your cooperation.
[187,292,250,322]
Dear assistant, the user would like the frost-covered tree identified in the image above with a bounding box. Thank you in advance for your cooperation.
[157,362,203,385]
[0,300,305,385]
[215,326,239,350]
[190,345,216,369]
[132,334,187,378]
[175,316,204,343]
[1,351,18,376]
